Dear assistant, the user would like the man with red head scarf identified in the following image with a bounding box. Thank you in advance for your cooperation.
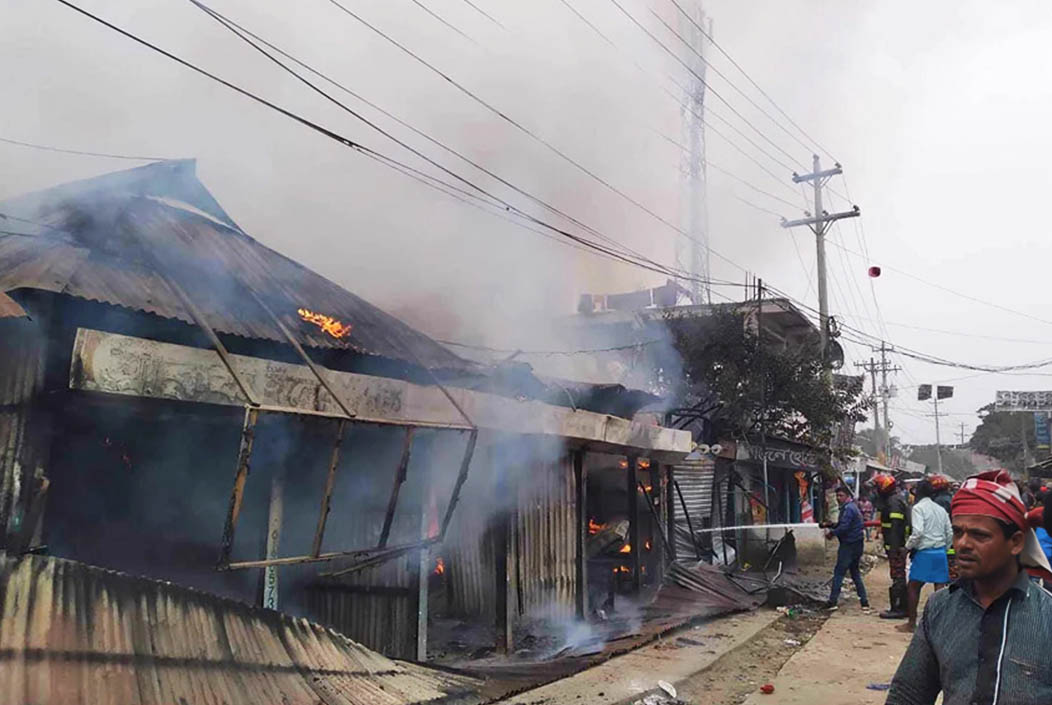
[887,470,1052,704]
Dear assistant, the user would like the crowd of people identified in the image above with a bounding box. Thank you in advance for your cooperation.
[819,469,1052,704]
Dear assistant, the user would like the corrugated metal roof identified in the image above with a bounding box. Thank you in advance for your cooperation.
[0,553,483,705]
[0,160,473,371]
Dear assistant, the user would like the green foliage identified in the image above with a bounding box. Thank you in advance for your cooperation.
[663,309,869,462]
[970,403,1036,472]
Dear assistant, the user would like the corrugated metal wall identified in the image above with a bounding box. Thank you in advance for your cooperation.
[0,316,48,549]
[514,453,575,619]
[673,456,715,559]
[443,443,577,623]
[304,491,420,659]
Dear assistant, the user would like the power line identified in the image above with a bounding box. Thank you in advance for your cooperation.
[607,0,806,172]
[55,0,749,298]
[186,0,671,270]
[407,0,478,45]
[555,0,800,194]
[646,5,815,163]
[0,134,168,161]
[320,0,729,264]
[459,0,505,29]
[827,237,1052,329]
[734,196,785,220]
[662,0,836,161]
[49,0,680,283]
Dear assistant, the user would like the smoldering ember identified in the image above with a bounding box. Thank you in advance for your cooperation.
[6,4,1052,705]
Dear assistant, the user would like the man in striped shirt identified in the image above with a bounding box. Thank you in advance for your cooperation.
[887,470,1052,705]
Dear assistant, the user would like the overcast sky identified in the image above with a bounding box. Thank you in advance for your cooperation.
[5,0,1052,446]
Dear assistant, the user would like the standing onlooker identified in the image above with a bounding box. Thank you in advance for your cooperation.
[858,493,875,541]
[874,473,910,619]
[886,470,1052,704]
[898,478,953,633]
[928,474,957,581]
[823,485,870,612]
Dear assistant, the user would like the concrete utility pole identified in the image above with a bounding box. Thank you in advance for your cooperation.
[877,342,900,463]
[858,344,900,462]
[855,357,882,449]
[959,423,967,447]
[782,156,860,373]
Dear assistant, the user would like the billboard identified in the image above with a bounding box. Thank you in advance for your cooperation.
[1036,413,1051,450]
[995,390,1052,412]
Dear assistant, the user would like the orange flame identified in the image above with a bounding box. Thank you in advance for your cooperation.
[588,518,604,535]
[433,557,445,576]
[637,485,653,494]
[619,543,631,554]
[645,539,652,551]
[297,308,352,339]
[612,565,630,574]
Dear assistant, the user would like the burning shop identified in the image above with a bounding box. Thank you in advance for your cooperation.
[0,161,695,699]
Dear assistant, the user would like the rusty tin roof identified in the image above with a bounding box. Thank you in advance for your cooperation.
[0,160,472,371]
[0,553,483,705]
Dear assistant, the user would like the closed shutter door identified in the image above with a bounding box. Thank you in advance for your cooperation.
[673,457,714,559]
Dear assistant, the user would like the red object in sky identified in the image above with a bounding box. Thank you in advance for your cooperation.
[868,266,882,278]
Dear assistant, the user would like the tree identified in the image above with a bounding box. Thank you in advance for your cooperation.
[663,309,869,464]
[970,403,1035,472]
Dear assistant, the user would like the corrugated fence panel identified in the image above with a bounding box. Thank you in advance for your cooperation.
[0,316,48,549]
[673,457,715,560]
[515,454,575,620]
[0,554,483,705]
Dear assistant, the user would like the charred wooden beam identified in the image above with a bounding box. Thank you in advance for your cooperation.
[311,419,347,558]
[494,471,513,655]
[438,430,479,539]
[664,465,676,562]
[414,469,431,662]
[627,456,641,593]
[233,538,435,571]
[156,272,260,407]
[378,427,415,548]
[218,406,259,567]
[674,479,703,560]
[573,450,588,619]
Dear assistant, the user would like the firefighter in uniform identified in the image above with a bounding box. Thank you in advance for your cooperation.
[873,473,910,619]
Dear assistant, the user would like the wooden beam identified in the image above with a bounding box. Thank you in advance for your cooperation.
[414,470,431,662]
[218,406,258,567]
[70,328,691,459]
[573,450,588,619]
[378,428,415,547]
[627,456,641,594]
[664,465,676,562]
[494,473,513,654]
[311,419,347,558]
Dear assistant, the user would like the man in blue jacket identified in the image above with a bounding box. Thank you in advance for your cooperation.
[823,485,871,612]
